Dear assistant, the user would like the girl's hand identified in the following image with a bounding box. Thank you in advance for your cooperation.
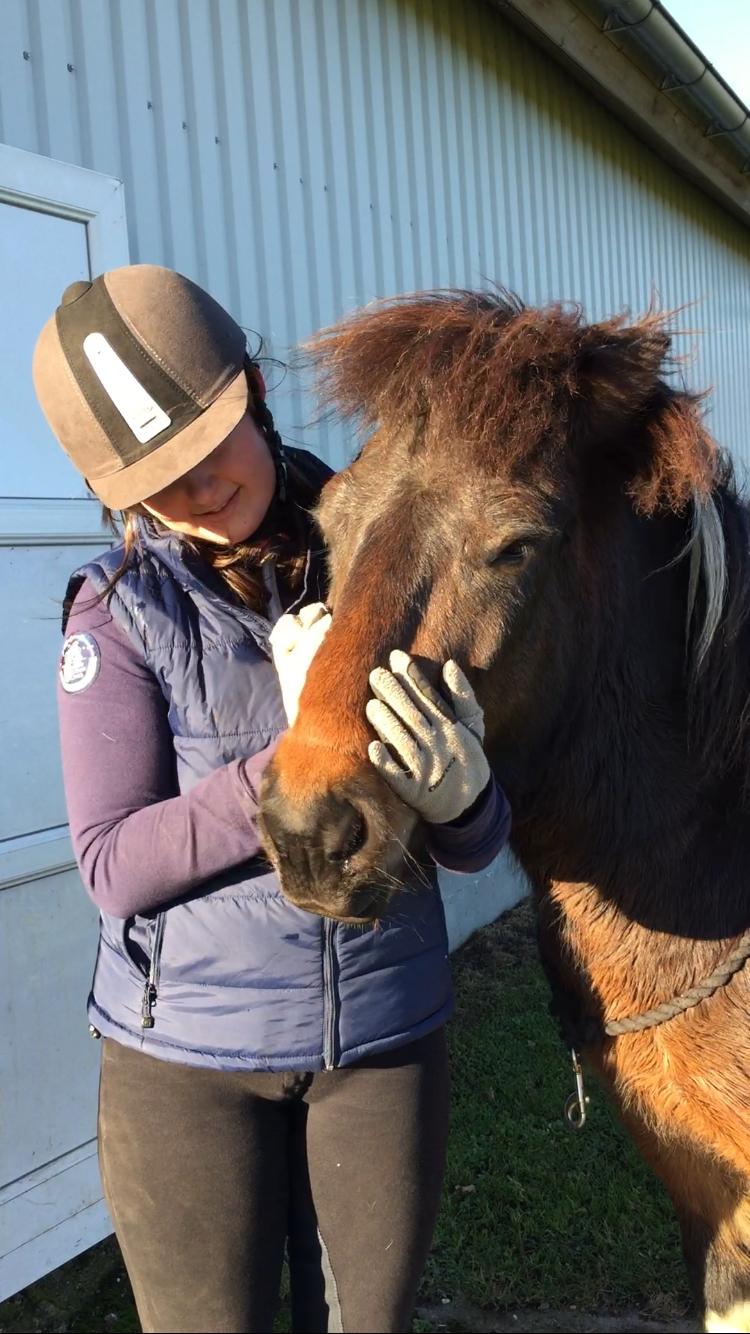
[269,602,331,725]
[366,650,490,824]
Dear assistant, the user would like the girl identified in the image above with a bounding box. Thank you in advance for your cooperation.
[33,265,510,1334]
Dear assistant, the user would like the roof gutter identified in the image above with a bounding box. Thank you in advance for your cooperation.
[489,0,750,228]
[588,0,750,169]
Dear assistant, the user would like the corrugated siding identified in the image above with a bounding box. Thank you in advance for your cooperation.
[1,0,749,463]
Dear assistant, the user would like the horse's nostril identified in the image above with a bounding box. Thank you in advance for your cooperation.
[326,807,367,865]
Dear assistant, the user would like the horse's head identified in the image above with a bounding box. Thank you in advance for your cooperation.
[259,291,719,919]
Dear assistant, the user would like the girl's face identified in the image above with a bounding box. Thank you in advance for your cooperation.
[142,411,277,545]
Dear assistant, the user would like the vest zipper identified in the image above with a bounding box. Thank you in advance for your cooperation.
[141,912,165,1029]
[322,918,337,1070]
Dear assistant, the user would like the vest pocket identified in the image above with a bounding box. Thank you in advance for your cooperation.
[109,912,167,1028]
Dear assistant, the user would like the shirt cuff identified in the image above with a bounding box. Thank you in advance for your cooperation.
[425,777,512,875]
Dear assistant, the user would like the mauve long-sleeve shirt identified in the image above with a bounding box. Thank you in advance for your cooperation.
[58,579,511,921]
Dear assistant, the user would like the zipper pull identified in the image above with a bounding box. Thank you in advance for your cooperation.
[141,911,165,1029]
[141,981,157,1029]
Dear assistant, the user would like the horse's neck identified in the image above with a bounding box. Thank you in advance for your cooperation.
[500,496,750,944]
[507,506,691,837]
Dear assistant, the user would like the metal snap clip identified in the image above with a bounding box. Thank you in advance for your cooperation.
[564,1047,589,1130]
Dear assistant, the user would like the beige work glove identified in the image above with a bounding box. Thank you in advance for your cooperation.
[366,650,490,824]
[269,602,332,725]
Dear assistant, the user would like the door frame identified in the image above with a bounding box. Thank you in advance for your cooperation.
[0,143,129,1300]
[0,142,127,273]
[0,141,129,895]
[0,143,129,549]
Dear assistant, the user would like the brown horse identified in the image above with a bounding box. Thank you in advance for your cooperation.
[259,291,750,1331]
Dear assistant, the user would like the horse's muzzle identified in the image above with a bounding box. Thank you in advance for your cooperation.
[258,760,415,921]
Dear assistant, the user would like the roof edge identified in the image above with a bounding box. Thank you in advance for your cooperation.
[489,0,750,229]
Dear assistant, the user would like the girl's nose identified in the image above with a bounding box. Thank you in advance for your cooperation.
[183,459,216,500]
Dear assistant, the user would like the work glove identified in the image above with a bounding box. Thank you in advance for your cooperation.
[366,650,490,825]
[269,602,332,725]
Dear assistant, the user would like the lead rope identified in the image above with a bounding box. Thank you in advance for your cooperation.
[564,927,750,1130]
[602,927,750,1036]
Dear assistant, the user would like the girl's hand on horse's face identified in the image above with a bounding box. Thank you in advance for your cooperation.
[366,651,490,825]
[269,603,332,726]
[141,411,276,546]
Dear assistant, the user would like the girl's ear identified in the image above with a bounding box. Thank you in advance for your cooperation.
[571,319,716,514]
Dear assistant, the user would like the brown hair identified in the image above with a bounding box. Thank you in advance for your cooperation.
[97,368,318,616]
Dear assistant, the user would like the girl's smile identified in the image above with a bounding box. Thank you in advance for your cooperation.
[141,411,276,545]
[194,485,241,519]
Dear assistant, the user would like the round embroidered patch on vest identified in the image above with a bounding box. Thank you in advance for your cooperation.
[60,632,101,694]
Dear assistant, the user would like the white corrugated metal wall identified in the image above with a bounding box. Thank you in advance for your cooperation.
[1,0,748,461]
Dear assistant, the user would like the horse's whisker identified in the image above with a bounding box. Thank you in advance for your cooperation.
[372,865,409,894]
[390,834,432,889]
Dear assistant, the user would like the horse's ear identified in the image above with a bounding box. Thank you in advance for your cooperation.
[573,319,670,426]
[572,320,715,514]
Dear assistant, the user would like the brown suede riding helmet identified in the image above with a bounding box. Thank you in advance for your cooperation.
[33,264,250,509]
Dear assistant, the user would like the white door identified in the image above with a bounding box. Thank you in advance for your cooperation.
[0,143,129,1300]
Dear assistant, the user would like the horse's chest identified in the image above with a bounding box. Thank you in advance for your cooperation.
[546,880,671,1019]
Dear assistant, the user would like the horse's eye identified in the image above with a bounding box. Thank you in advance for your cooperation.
[486,539,532,567]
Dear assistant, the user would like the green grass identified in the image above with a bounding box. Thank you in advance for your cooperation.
[0,903,691,1333]
[425,904,689,1319]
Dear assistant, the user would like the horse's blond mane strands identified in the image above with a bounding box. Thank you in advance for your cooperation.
[687,492,728,673]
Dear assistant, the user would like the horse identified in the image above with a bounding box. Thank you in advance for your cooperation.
[259,290,750,1332]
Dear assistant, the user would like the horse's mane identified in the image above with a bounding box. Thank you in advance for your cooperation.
[306,288,526,428]
[305,289,750,793]
[687,473,750,789]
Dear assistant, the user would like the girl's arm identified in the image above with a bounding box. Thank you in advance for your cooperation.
[58,580,277,920]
